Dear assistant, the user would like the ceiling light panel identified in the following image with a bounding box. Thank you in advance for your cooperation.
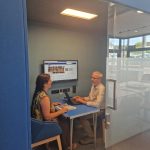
[137,10,144,14]
[60,8,98,20]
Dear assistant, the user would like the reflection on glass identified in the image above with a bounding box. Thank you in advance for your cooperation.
[106,2,150,148]
[129,37,143,49]
[121,39,128,57]
[109,53,117,58]
[144,35,150,47]
[121,39,128,50]
[109,38,119,50]
[130,51,142,58]
[144,50,150,58]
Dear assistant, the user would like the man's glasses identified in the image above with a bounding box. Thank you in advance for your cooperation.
[91,77,100,79]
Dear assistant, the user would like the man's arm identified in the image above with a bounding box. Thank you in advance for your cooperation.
[73,96,88,104]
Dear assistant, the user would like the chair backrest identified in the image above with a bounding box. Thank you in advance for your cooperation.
[31,118,62,143]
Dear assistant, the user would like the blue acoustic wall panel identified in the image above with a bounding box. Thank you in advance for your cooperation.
[0,0,30,150]
[107,0,150,13]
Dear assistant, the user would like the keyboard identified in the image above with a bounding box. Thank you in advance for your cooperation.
[55,104,76,111]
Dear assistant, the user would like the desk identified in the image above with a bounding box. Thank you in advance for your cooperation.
[54,99,100,150]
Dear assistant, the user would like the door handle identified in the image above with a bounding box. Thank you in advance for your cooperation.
[107,79,117,110]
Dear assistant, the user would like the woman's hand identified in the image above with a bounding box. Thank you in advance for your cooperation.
[61,106,68,113]
[53,102,61,106]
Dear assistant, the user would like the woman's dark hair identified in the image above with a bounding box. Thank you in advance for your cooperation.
[31,73,50,117]
[32,73,50,100]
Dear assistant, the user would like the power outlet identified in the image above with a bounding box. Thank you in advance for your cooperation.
[51,89,59,94]
[59,89,63,93]
[72,85,76,93]
[58,88,70,93]
[62,88,69,93]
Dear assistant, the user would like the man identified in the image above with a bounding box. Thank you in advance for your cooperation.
[73,71,105,145]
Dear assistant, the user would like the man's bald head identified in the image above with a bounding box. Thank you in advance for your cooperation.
[92,71,103,78]
[91,71,103,86]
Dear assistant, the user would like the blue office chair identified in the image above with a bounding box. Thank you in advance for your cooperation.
[31,118,62,150]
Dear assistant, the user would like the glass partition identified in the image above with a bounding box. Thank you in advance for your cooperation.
[106,2,150,149]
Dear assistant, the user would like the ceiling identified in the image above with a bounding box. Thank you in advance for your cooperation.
[108,5,150,38]
[27,0,108,33]
[27,0,150,37]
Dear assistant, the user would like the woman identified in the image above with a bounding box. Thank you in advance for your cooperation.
[31,73,68,120]
[31,73,77,150]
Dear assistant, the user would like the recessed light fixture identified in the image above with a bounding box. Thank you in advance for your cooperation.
[60,8,98,20]
[110,2,115,7]
[137,10,144,14]
[134,30,138,33]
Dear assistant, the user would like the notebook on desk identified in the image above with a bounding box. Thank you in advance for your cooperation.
[55,104,76,111]
[64,92,80,105]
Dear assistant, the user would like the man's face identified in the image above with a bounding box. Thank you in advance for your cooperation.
[91,73,101,86]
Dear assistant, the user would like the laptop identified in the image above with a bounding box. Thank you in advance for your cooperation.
[64,92,80,105]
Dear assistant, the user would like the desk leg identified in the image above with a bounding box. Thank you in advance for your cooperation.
[93,113,97,149]
[70,118,74,150]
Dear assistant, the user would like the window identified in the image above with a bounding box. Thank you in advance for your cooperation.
[121,39,128,57]
[129,37,143,49]
[109,38,119,50]
[130,51,142,58]
[121,39,128,50]
[144,35,150,48]
[109,53,117,58]
[144,50,150,58]
[108,35,150,58]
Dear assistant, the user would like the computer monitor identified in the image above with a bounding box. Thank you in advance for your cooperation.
[43,60,78,82]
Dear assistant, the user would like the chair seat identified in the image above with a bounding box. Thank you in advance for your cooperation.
[31,135,61,148]
[31,118,62,150]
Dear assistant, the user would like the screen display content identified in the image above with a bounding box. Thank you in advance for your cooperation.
[43,60,78,82]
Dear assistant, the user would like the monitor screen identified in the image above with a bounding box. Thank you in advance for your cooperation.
[43,60,78,82]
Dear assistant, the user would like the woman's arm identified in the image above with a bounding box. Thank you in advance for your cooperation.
[40,96,68,120]
[53,102,61,106]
